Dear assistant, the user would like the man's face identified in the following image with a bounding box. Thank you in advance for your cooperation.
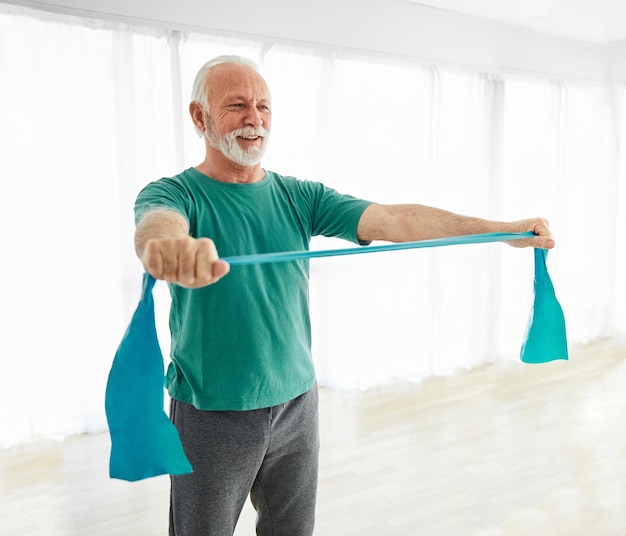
[202,64,271,166]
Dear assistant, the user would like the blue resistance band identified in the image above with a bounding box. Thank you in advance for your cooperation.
[520,247,568,364]
[105,273,192,482]
[223,231,535,265]
[105,232,567,481]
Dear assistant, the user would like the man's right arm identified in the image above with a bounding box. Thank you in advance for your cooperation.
[135,209,230,288]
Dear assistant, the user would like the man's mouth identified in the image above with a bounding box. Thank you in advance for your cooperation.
[237,135,263,145]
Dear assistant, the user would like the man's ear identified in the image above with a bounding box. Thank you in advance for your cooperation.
[189,101,205,133]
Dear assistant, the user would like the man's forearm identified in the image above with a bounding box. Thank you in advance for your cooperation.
[134,209,190,259]
[357,203,502,243]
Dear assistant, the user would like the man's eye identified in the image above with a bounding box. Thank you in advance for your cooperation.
[228,103,244,109]
[259,105,271,112]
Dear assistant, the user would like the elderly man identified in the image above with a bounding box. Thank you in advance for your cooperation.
[135,55,554,536]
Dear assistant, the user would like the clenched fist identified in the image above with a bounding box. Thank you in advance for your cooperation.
[142,236,230,288]
[135,209,230,288]
[504,217,555,250]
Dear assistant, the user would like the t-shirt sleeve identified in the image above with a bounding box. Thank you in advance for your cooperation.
[134,177,193,226]
[307,182,373,244]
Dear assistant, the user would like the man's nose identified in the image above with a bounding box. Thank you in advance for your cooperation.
[244,106,263,127]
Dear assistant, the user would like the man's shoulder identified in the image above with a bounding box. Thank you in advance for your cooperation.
[266,170,321,191]
[162,167,197,184]
[142,169,207,197]
[142,168,193,187]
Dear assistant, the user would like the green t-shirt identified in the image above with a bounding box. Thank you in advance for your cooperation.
[135,167,372,410]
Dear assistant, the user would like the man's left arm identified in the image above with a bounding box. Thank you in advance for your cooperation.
[357,203,555,249]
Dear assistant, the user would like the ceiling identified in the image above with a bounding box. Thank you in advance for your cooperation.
[399,0,626,44]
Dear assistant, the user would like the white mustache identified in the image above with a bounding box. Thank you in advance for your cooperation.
[229,126,269,139]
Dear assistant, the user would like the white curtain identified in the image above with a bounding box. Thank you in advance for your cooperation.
[0,4,624,445]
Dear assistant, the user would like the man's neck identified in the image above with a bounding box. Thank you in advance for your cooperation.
[195,149,265,184]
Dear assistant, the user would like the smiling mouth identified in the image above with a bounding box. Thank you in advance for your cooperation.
[237,136,262,143]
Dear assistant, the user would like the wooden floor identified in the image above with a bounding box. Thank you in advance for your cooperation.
[2,337,625,535]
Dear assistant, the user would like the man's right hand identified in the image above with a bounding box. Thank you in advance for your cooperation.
[142,236,230,288]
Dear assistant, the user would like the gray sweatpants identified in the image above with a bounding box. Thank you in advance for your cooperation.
[169,387,320,536]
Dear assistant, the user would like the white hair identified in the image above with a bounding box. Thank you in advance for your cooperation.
[190,55,260,111]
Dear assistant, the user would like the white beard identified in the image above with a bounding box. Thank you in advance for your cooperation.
[204,114,269,166]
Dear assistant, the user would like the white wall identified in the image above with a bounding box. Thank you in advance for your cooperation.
[609,41,626,81]
[4,0,612,81]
